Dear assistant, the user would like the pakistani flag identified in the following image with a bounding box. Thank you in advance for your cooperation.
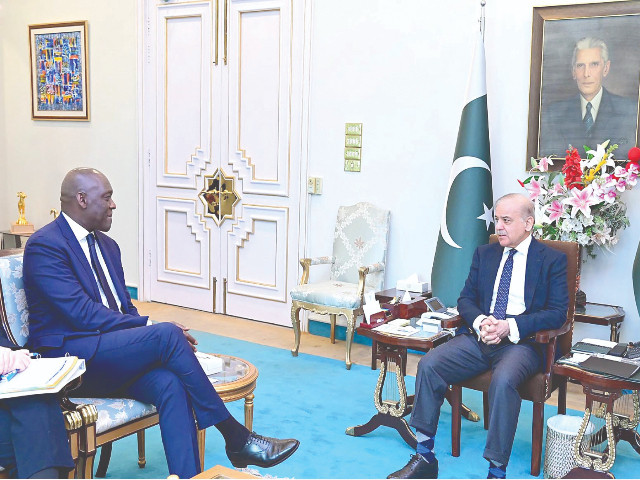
[633,242,640,316]
[431,33,494,307]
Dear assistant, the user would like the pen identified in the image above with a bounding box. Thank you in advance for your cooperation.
[0,369,19,383]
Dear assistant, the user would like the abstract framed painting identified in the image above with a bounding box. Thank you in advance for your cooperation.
[526,1,640,169]
[29,21,89,121]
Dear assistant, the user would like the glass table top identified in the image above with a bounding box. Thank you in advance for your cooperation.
[207,354,251,385]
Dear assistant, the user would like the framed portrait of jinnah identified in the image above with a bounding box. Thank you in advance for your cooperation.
[526,2,640,169]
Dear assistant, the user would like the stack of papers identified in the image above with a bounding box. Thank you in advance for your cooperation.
[374,319,419,337]
[0,356,85,399]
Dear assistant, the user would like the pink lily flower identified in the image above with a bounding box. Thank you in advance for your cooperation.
[553,183,566,195]
[616,178,628,192]
[527,178,546,200]
[546,200,565,222]
[538,157,553,172]
[563,186,597,218]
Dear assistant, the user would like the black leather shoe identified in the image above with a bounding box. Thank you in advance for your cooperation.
[226,432,300,468]
[387,454,438,479]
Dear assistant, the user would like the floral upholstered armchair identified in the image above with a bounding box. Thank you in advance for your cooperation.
[290,202,390,369]
[0,251,161,479]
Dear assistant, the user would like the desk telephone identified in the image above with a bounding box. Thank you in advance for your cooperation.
[608,342,640,360]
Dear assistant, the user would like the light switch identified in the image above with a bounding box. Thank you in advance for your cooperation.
[314,177,323,194]
[307,177,315,194]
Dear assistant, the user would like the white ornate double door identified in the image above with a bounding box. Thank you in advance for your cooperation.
[142,0,306,325]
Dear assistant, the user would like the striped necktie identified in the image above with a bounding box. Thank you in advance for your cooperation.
[493,248,516,320]
[583,102,594,134]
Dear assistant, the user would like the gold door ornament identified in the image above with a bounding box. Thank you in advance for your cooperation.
[199,168,240,226]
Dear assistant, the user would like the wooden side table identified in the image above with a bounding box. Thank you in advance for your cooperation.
[574,303,625,342]
[553,361,640,472]
[346,326,478,453]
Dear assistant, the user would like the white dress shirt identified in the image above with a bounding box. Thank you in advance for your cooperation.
[580,87,603,123]
[62,212,122,312]
[473,234,532,344]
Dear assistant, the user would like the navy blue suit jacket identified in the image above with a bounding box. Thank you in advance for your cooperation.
[457,237,568,349]
[23,215,148,361]
[539,87,638,156]
[0,332,74,477]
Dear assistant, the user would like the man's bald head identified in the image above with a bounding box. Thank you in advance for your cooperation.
[60,168,116,232]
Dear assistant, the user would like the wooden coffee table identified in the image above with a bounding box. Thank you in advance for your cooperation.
[197,355,259,470]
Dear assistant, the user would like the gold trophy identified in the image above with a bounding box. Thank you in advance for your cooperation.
[10,192,35,234]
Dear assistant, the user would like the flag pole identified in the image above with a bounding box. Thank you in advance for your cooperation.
[479,0,486,40]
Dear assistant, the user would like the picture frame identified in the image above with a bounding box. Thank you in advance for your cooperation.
[526,1,640,169]
[29,21,89,121]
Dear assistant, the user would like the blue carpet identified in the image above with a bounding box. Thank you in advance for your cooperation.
[103,331,640,479]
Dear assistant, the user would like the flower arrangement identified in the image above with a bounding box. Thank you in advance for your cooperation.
[520,141,640,259]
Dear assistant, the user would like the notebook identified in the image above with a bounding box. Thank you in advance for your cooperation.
[579,356,640,379]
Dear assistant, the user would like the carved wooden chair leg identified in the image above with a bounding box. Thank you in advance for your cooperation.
[450,385,462,457]
[197,429,205,471]
[137,431,146,468]
[531,401,544,476]
[483,392,489,430]
[95,443,112,477]
[330,314,337,344]
[345,313,355,370]
[558,377,568,414]
[77,404,98,479]
[63,409,83,479]
[291,303,301,357]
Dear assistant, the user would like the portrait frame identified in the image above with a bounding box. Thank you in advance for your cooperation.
[526,1,640,170]
[29,21,90,121]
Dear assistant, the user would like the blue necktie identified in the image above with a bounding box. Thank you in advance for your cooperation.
[493,248,516,320]
[86,233,119,312]
[583,102,594,134]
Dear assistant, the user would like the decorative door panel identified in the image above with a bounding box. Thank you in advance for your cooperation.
[226,205,289,303]
[143,0,304,325]
[154,198,213,311]
[227,0,292,196]
[156,3,212,189]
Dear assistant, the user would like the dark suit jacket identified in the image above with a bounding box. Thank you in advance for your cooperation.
[23,215,148,361]
[0,333,74,477]
[539,87,638,156]
[456,237,568,349]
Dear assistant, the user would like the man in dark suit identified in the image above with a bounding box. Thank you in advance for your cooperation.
[0,338,75,478]
[388,194,568,479]
[539,37,638,156]
[23,168,299,478]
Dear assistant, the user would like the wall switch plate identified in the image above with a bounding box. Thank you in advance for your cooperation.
[345,135,362,148]
[344,159,361,172]
[314,177,323,194]
[345,123,362,135]
[307,177,316,193]
[344,147,361,160]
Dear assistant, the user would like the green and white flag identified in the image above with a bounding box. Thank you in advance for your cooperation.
[633,242,640,316]
[431,33,494,307]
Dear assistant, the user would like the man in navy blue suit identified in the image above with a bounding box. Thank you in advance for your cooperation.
[0,338,75,478]
[539,37,638,156]
[388,194,568,479]
[23,168,299,478]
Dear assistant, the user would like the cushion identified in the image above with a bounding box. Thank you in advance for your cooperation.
[290,281,374,309]
[70,398,157,435]
[0,255,29,346]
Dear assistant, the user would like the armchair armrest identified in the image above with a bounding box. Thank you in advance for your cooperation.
[298,256,334,285]
[356,262,385,300]
[534,320,571,344]
[441,315,463,329]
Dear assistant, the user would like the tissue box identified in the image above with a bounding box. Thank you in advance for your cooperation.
[396,280,429,293]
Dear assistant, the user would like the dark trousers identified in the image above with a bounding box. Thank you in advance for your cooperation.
[410,333,541,465]
[0,395,74,478]
[65,322,231,478]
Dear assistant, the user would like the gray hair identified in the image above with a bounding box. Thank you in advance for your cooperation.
[571,37,609,68]
[495,193,534,221]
